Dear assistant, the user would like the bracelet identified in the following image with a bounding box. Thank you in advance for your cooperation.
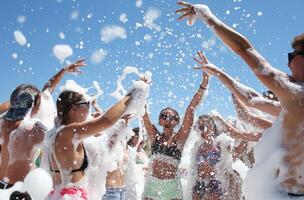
[200,85,207,90]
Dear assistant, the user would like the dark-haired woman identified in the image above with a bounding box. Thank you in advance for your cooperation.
[49,89,135,200]
[142,68,209,200]
[192,114,262,200]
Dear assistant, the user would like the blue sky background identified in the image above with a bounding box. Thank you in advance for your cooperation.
[0,0,303,127]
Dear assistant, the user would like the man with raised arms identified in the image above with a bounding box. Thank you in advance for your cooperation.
[176,1,304,196]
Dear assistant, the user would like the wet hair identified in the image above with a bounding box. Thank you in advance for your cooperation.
[197,114,220,137]
[262,90,279,102]
[56,91,84,126]
[159,107,180,124]
[127,127,140,146]
[10,84,40,106]
[292,33,304,50]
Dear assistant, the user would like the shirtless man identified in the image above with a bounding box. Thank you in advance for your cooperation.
[102,126,137,200]
[176,1,304,195]
[0,60,85,199]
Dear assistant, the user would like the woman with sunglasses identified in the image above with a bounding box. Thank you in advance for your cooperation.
[48,89,135,200]
[142,64,209,200]
[193,113,263,200]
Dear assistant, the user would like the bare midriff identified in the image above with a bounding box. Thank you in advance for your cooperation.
[105,168,126,187]
[152,159,178,179]
[197,163,216,180]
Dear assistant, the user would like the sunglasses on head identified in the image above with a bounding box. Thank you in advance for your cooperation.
[160,113,178,121]
[288,51,304,63]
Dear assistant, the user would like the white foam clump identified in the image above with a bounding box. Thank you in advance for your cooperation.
[59,32,65,39]
[13,30,27,46]
[143,8,161,32]
[52,44,73,63]
[111,66,151,101]
[90,49,107,65]
[243,113,300,200]
[17,15,26,24]
[100,25,127,43]
[135,0,143,8]
[59,80,101,103]
[0,168,53,200]
[70,10,79,20]
[119,13,128,23]
[32,90,56,130]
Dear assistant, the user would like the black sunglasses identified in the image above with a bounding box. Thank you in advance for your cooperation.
[288,51,304,63]
[160,114,178,121]
[74,101,90,106]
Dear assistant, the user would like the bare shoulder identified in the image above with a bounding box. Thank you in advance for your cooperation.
[32,121,47,137]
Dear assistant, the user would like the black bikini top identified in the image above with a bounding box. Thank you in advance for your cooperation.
[50,144,88,173]
[151,134,182,160]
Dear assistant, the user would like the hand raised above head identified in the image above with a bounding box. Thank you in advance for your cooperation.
[193,51,221,76]
[176,1,196,24]
[176,1,213,25]
[64,58,87,74]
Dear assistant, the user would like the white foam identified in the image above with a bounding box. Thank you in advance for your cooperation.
[52,44,73,63]
[143,8,161,32]
[13,30,27,46]
[100,25,127,43]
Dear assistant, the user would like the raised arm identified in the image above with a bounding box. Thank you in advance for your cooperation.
[58,93,131,141]
[176,2,289,98]
[194,52,281,116]
[214,115,262,142]
[42,59,86,94]
[0,101,10,115]
[142,105,159,142]
[232,94,273,129]
[177,52,210,146]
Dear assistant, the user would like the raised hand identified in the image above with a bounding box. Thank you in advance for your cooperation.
[176,1,196,25]
[64,58,87,74]
[176,1,213,25]
[193,51,221,76]
[121,114,133,125]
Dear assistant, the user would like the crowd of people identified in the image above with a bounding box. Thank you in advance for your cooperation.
[0,1,303,200]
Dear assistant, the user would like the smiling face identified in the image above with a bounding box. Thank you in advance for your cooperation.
[158,108,180,130]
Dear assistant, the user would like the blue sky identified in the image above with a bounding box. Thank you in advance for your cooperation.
[0,0,303,126]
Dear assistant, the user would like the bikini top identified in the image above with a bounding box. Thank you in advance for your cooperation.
[196,146,221,167]
[50,144,88,173]
[151,134,182,161]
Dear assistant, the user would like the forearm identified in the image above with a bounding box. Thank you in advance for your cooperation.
[0,101,10,114]
[202,9,253,55]
[238,109,273,129]
[247,98,281,116]
[42,68,66,93]
[142,110,158,141]
[76,96,130,140]
[217,71,261,107]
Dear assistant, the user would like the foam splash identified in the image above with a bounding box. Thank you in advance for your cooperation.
[0,168,53,200]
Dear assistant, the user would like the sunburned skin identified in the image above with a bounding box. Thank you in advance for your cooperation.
[0,118,45,184]
[105,148,129,188]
